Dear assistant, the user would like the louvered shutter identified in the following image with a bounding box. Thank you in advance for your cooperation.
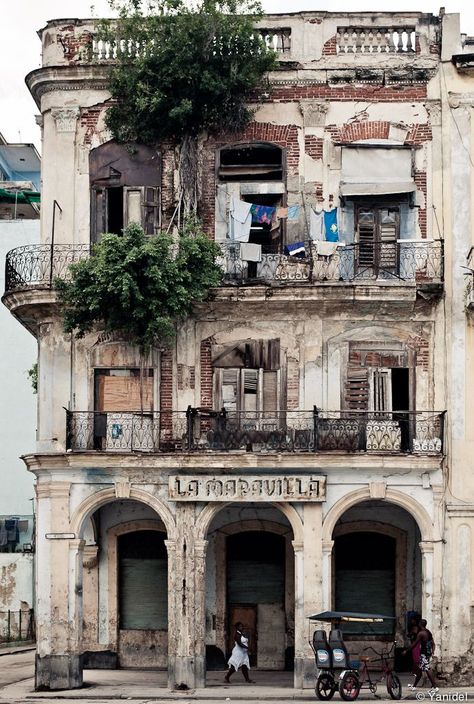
[91,187,107,243]
[242,369,258,413]
[344,367,369,411]
[370,369,392,414]
[143,187,161,235]
[357,208,375,269]
[217,368,239,412]
[378,208,398,272]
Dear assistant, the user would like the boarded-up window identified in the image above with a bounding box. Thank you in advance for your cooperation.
[344,367,369,411]
[214,368,280,413]
[95,369,153,412]
[119,531,168,630]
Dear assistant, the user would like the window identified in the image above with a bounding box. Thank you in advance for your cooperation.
[214,367,280,414]
[356,204,399,275]
[90,141,161,242]
[219,143,283,182]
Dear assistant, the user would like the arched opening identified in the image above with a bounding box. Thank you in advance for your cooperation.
[204,503,295,683]
[330,499,422,670]
[80,499,169,673]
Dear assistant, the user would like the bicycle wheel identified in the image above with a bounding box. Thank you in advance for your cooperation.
[387,673,402,700]
[339,671,361,701]
[315,673,336,700]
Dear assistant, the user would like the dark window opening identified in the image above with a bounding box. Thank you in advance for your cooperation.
[107,187,124,235]
[219,144,283,181]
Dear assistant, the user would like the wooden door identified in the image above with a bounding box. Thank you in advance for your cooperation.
[228,605,257,667]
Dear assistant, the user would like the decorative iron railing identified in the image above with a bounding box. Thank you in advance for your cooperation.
[336,27,417,54]
[219,240,444,285]
[0,609,35,644]
[4,244,90,293]
[65,408,445,455]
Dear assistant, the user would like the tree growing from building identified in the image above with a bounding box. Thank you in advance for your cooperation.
[100,0,276,214]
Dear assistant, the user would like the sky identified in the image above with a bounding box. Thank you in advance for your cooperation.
[1,0,474,151]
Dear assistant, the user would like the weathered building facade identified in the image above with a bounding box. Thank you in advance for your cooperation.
[2,8,473,691]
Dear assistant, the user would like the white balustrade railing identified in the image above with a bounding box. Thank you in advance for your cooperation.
[337,27,417,54]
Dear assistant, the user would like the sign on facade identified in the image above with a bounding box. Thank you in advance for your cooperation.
[169,474,326,501]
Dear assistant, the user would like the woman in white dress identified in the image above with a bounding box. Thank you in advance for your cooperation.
[224,622,254,683]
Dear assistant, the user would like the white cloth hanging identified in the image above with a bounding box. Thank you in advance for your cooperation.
[310,207,324,241]
[229,198,252,242]
[240,242,262,262]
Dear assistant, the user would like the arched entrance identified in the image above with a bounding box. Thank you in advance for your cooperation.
[203,504,296,677]
[78,497,171,672]
[330,500,422,661]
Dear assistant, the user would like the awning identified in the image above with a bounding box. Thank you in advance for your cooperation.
[308,610,395,623]
[0,188,40,204]
[340,146,415,197]
[340,180,416,196]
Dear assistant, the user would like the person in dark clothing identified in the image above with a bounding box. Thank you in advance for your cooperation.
[403,619,438,692]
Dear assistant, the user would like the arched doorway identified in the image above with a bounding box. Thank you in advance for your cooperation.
[79,498,170,671]
[331,500,422,663]
[204,504,295,676]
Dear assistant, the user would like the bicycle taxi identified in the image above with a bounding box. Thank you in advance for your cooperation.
[308,610,401,701]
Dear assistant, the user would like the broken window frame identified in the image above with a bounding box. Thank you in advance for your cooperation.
[355,201,401,276]
[217,142,285,182]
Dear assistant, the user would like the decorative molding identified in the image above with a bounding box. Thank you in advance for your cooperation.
[35,114,44,128]
[369,481,387,499]
[425,100,441,125]
[51,107,80,133]
[299,100,329,127]
[82,545,99,569]
[115,480,131,499]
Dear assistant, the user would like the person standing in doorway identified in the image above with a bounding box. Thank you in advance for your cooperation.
[224,622,254,683]
[403,619,439,693]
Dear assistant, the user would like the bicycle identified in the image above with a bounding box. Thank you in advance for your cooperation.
[339,642,402,701]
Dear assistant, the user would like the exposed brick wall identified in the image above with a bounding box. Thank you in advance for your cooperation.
[200,338,213,408]
[326,120,432,145]
[57,26,93,64]
[80,105,105,146]
[322,35,337,55]
[270,84,427,103]
[414,170,427,238]
[305,136,323,160]
[408,336,429,370]
[160,348,173,411]
[286,357,300,410]
[315,182,324,203]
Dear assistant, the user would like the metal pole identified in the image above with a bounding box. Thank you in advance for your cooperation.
[50,200,62,285]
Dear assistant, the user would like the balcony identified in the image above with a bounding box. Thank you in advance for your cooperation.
[4,244,90,293]
[336,27,417,54]
[65,408,445,455]
[220,240,444,287]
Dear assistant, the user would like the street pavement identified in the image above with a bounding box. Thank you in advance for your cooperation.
[1,650,474,704]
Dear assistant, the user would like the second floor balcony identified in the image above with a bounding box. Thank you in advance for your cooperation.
[65,408,445,456]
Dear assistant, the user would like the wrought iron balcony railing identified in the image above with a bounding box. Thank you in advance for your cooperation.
[4,244,90,293]
[65,408,445,455]
[4,239,443,297]
[220,240,444,285]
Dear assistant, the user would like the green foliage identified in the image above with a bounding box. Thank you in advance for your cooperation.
[56,221,223,350]
[101,0,276,144]
[27,362,38,394]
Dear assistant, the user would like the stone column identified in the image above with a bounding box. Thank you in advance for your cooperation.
[292,540,305,688]
[35,481,85,690]
[82,545,99,650]
[321,539,334,610]
[167,505,205,690]
[419,540,434,624]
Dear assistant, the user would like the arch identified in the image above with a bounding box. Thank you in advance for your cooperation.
[195,501,303,543]
[70,486,176,540]
[322,487,435,543]
[210,518,292,538]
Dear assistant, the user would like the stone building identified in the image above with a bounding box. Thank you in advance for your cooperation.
[2,7,473,691]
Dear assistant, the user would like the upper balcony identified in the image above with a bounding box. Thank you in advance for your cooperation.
[36,13,440,73]
[66,407,445,458]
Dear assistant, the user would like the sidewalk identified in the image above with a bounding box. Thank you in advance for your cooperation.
[3,668,474,702]
[0,642,35,656]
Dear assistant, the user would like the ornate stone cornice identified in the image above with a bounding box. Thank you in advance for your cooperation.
[25,66,110,108]
[299,100,329,127]
[51,107,80,133]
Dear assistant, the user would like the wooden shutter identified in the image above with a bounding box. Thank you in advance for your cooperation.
[143,187,161,235]
[378,208,398,272]
[242,369,258,413]
[124,186,143,227]
[216,368,239,412]
[344,367,369,411]
[370,369,392,413]
[262,370,279,412]
[357,208,375,268]
[91,187,107,243]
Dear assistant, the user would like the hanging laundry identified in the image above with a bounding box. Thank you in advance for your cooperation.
[324,208,339,242]
[276,207,288,219]
[287,204,300,220]
[316,241,338,257]
[285,241,305,258]
[250,203,276,225]
[229,197,252,242]
[240,243,262,262]
[310,208,324,241]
